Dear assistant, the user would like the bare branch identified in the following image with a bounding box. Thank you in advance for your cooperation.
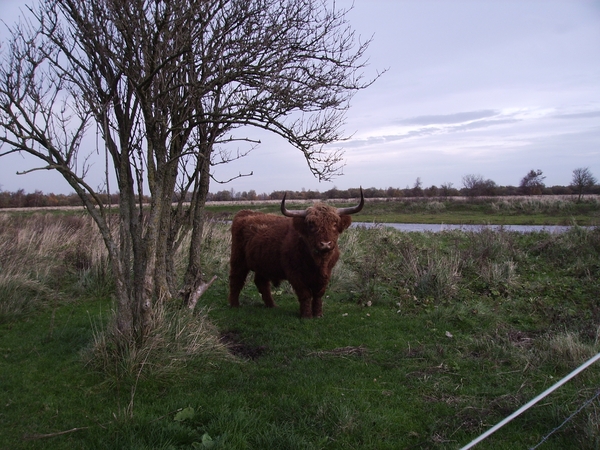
[15,165,56,174]
[210,171,254,185]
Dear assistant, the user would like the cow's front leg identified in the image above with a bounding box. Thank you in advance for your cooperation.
[254,274,277,308]
[312,296,323,318]
[295,290,314,318]
[299,297,313,318]
[290,281,314,318]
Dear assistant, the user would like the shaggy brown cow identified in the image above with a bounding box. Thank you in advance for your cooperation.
[228,189,364,318]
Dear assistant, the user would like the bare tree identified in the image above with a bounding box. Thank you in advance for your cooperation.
[440,182,455,197]
[519,169,545,195]
[0,0,376,346]
[571,167,597,202]
[461,174,497,197]
[411,177,423,197]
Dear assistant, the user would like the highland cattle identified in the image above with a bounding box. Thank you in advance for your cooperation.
[228,189,364,317]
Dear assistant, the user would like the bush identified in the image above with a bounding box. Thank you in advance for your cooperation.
[86,303,229,385]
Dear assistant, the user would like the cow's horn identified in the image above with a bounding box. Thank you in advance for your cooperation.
[336,187,364,215]
[281,193,308,218]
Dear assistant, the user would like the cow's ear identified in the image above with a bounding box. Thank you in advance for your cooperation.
[338,216,352,232]
[292,217,308,235]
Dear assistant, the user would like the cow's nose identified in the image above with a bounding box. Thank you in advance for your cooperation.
[320,241,332,250]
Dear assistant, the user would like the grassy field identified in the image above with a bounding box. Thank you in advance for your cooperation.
[204,196,600,226]
[1,198,600,449]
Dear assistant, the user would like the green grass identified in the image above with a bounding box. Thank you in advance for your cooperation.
[1,212,600,449]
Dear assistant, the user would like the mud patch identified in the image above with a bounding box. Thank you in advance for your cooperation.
[220,331,267,360]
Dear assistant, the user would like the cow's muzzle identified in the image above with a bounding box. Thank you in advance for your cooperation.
[316,241,334,253]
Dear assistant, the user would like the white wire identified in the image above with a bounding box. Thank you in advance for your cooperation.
[460,351,600,450]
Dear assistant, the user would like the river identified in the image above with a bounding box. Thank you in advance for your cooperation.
[352,222,585,233]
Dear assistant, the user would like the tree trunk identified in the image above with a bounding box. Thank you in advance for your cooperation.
[154,159,180,302]
[181,150,212,307]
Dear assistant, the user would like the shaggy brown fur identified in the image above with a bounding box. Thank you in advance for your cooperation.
[228,203,355,318]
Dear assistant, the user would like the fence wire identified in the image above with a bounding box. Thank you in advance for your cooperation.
[460,352,600,450]
[529,388,600,450]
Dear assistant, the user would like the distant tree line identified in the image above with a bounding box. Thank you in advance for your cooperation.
[194,167,600,202]
[1,167,597,208]
[0,190,122,209]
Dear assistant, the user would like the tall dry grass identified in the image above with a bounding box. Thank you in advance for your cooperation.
[490,196,600,214]
[86,302,230,390]
[335,223,599,311]
[0,213,109,323]
[198,219,233,277]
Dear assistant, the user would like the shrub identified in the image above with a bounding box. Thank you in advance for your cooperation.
[400,245,461,302]
[85,303,229,385]
[333,225,400,304]
[335,226,461,306]
[458,227,521,294]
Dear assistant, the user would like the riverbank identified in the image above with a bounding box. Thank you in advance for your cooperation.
[204,195,600,227]
[353,222,584,233]
[2,195,599,226]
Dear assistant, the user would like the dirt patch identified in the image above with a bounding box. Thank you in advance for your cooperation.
[219,331,267,360]
[506,329,535,349]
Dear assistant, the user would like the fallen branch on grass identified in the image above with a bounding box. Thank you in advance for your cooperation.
[186,275,218,311]
[24,426,91,440]
[309,345,367,358]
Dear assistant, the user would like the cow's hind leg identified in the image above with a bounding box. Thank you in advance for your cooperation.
[254,274,276,308]
[228,266,249,307]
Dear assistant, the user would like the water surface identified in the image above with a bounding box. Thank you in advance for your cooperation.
[352,222,581,233]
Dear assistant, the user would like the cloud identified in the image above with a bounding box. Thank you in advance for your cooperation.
[343,109,526,148]
[553,110,600,120]
[449,118,522,132]
[395,110,500,126]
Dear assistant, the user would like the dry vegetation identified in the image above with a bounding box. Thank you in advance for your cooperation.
[0,213,108,323]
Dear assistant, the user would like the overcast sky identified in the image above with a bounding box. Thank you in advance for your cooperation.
[1,0,599,195]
